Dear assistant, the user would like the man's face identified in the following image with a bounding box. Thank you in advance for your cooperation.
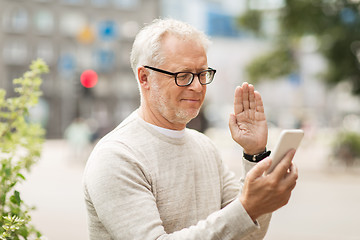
[146,34,208,128]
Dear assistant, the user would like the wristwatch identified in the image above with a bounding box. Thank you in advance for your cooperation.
[243,148,271,163]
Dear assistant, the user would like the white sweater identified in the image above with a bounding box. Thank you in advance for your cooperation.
[83,111,271,240]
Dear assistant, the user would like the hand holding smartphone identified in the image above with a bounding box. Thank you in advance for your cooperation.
[266,129,304,174]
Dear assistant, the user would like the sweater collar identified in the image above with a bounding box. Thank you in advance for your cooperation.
[144,122,185,139]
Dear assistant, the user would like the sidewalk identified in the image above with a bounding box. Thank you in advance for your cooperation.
[18,131,360,240]
[19,140,89,240]
[209,128,360,240]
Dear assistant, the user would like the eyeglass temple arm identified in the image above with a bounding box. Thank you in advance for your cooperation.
[143,66,176,76]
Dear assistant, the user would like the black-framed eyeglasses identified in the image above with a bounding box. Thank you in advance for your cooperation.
[144,65,216,87]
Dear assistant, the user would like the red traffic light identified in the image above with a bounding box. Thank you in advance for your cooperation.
[80,69,98,88]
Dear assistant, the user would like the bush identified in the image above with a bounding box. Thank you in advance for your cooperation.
[0,59,48,240]
[333,131,360,166]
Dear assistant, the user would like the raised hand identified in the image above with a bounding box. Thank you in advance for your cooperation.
[229,82,268,155]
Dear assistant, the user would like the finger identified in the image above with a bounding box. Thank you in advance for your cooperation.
[246,157,272,181]
[288,162,298,175]
[234,86,243,114]
[242,82,250,110]
[272,149,296,181]
[254,91,265,113]
[288,181,297,192]
[285,174,298,192]
[284,162,298,183]
[249,84,256,110]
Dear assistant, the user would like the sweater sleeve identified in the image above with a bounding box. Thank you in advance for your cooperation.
[240,158,272,240]
[220,157,272,240]
[84,144,261,240]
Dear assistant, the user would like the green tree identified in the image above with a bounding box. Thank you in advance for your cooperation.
[0,59,48,240]
[238,0,360,95]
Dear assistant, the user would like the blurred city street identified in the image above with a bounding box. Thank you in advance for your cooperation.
[18,128,360,240]
[2,1,360,240]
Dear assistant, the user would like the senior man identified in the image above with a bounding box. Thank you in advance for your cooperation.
[83,18,298,240]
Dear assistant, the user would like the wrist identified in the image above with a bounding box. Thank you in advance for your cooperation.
[239,196,258,222]
[243,146,267,155]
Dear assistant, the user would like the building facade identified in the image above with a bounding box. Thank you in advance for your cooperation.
[0,0,160,138]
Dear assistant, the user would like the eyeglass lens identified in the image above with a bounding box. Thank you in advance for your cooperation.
[176,70,214,86]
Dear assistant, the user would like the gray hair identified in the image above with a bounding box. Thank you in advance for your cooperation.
[130,18,212,77]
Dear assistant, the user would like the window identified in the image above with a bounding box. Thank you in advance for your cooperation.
[61,0,84,5]
[3,39,28,65]
[249,0,285,10]
[36,41,54,64]
[2,6,29,32]
[34,9,54,34]
[113,0,139,9]
[58,53,76,76]
[96,48,115,72]
[60,12,86,37]
[34,0,53,2]
[91,0,110,7]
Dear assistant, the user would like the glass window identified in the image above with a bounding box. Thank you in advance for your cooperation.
[34,9,54,34]
[91,0,110,7]
[3,39,28,65]
[207,11,241,37]
[60,12,86,37]
[58,52,76,76]
[61,0,84,5]
[94,48,115,72]
[113,0,139,9]
[2,6,29,32]
[36,41,54,64]
[249,0,285,10]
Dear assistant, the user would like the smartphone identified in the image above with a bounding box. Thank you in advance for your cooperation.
[266,129,304,174]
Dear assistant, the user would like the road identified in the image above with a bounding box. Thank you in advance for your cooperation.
[18,130,360,240]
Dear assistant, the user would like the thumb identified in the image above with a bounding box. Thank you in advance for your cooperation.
[247,157,272,181]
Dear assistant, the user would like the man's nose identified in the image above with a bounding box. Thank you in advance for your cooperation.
[188,75,203,92]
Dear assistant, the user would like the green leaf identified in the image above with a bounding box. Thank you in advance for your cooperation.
[4,132,12,141]
[0,194,6,205]
[9,181,18,188]
[16,174,26,181]
[10,191,21,206]
[18,225,29,238]
[4,168,11,177]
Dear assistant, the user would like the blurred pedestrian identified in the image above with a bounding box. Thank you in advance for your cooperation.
[83,18,298,239]
[64,117,92,162]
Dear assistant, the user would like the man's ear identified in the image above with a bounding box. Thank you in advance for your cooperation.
[137,66,150,90]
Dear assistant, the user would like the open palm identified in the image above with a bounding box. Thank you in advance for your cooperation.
[229,83,268,155]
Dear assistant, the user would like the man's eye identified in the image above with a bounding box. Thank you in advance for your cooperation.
[177,73,191,80]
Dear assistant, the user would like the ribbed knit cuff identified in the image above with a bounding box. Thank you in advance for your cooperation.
[220,199,259,239]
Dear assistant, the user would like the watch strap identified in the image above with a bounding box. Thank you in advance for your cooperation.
[243,149,271,163]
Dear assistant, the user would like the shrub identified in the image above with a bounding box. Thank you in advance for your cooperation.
[0,59,48,240]
[333,131,360,166]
